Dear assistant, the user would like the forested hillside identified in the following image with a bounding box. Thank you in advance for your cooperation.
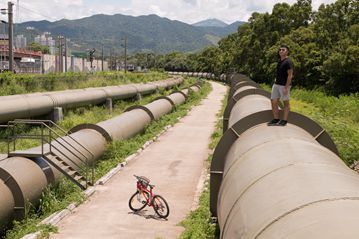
[161,0,358,95]
[16,14,242,54]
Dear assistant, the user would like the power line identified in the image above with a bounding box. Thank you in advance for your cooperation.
[16,0,19,23]
[14,3,54,21]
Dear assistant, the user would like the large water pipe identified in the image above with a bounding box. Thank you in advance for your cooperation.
[0,83,202,232]
[210,73,359,238]
[0,77,184,123]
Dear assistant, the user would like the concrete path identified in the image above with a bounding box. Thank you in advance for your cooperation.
[50,81,227,239]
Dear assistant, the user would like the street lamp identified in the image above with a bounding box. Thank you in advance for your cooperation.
[89,48,96,71]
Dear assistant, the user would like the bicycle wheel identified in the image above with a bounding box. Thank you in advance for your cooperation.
[129,191,148,212]
[152,195,170,218]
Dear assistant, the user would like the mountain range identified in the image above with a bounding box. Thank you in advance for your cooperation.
[193,18,229,27]
[15,14,245,54]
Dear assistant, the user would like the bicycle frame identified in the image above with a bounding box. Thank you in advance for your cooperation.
[136,180,155,206]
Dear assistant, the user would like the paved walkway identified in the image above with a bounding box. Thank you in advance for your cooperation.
[50,81,227,239]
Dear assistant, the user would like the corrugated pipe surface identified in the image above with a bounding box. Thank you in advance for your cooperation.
[167,71,225,82]
[210,73,359,238]
[0,77,184,123]
[172,71,229,83]
[0,83,202,231]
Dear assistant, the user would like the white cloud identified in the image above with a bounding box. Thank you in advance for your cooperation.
[8,0,338,24]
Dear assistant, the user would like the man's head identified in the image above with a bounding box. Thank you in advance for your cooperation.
[278,45,289,58]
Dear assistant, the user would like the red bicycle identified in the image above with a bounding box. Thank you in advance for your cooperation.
[129,175,170,219]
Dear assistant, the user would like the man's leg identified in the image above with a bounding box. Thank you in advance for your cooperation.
[268,98,280,126]
[277,85,291,126]
[283,100,290,121]
[271,99,280,119]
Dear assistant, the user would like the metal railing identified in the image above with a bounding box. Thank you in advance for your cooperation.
[5,119,95,185]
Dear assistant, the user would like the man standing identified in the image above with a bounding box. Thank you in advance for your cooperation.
[267,45,294,126]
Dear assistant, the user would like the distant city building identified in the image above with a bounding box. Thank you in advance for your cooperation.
[0,34,9,64]
[34,33,56,54]
[15,34,27,49]
[0,33,9,43]
[0,33,42,72]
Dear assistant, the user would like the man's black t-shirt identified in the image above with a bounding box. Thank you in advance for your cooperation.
[275,58,293,86]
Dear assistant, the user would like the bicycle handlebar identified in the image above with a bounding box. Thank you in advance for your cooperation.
[133,174,155,188]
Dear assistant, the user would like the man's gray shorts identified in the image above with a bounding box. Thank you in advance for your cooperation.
[271,84,291,101]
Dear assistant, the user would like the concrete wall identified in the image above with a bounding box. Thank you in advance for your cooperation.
[42,54,109,74]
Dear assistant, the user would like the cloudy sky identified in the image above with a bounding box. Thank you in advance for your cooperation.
[3,0,337,24]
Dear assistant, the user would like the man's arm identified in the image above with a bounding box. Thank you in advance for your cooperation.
[284,68,293,95]
[286,68,293,87]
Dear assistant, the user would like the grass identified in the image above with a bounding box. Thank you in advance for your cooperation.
[261,83,359,166]
[3,178,83,239]
[290,89,359,166]
[0,71,167,96]
[179,84,228,239]
[2,79,211,239]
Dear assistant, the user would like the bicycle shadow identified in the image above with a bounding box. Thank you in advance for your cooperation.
[128,210,168,221]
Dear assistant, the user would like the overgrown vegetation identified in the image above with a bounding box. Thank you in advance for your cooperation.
[261,82,358,165]
[3,79,211,239]
[290,89,359,166]
[0,71,166,96]
[180,86,227,239]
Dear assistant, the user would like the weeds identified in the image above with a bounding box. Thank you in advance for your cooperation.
[4,178,83,239]
[0,71,167,96]
[289,88,359,166]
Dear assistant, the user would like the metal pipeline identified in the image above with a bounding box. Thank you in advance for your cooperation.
[211,73,359,238]
[0,77,184,123]
[0,83,202,231]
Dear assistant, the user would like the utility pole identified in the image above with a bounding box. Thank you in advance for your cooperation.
[124,37,127,73]
[16,0,19,23]
[8,1,14,72]
[109,48,112,70]
[58,36,62,72]
[101,44,104,71]
[57,36,65,73]
[56,36,59,72]
[64,37,67,72]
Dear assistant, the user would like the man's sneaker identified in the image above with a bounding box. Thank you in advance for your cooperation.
[277,120,287,126]
[267,119,280,126]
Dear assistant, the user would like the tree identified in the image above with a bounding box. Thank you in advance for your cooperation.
[181,0,358,95]
[27,42,50,54]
